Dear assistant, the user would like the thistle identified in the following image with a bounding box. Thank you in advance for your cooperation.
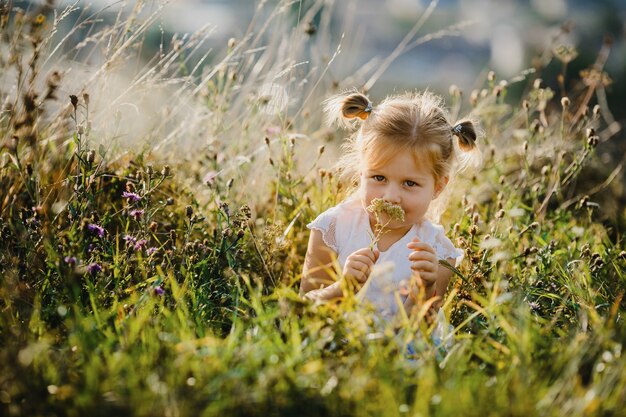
[366,198,405,249]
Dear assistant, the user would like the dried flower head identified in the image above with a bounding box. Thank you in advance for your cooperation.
[366,198,405,223]
[553,44,579,64]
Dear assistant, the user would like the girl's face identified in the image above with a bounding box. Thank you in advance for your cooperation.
[360,150,446,230]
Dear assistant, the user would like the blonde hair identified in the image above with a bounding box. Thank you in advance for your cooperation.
[324,90,481,220]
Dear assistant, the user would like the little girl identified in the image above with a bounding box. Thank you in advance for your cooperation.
[300,90,478,322]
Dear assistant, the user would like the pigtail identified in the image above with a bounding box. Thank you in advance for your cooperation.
[451,120,477,151]
[450,119,482,173]
[323,91,373,129]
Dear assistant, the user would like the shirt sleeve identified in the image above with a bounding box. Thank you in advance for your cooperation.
[431,224,464,266]
[306,207,339,252]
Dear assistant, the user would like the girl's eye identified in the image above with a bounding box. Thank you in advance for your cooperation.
[373,175,385,182]
[405,180,419,187]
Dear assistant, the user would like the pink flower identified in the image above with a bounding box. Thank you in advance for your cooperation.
[122,191,142,202]
[87,263,102,275]
[203,171,218,186]
[133,239,147,251]
[129,209,144,220]
[87,224,105,238]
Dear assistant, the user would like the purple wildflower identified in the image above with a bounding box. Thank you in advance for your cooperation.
[122,191,142,202]
[133,239,148,251]
[64,256,77,265]
[123,235,137,246]
[87,263,102,275]
[154,286,164,296]
[87,223,105,238]
[146,247,158,256]
[87,243,96,254]
[129,209,144,220]
[265,125,281,135]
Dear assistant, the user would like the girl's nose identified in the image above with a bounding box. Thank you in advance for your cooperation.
[383,187,401,204]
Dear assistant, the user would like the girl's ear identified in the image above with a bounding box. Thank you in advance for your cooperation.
[434,176,449,198]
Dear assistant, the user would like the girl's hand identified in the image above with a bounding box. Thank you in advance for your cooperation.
[407,237,438,288]
[342,247,380,285]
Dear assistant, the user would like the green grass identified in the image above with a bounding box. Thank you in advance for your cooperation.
[1,1,625,416]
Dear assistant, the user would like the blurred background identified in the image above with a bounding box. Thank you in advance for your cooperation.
[9,0,625,200]
[60,0,624,119]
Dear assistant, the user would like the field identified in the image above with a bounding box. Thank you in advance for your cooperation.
[1,1,625,416]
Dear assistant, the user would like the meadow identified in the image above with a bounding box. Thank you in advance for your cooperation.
[0,1,625,416]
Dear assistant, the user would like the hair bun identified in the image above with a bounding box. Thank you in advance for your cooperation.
[451,120,477,151]
[323,92,372,128]
[341,93,372,120]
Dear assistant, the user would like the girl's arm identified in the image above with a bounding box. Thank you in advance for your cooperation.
[300,229,342,300]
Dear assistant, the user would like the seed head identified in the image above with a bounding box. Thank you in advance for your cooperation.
[69,95,78,110]
[86,150,95,164]
[228,37,237,49]
[561,97,570,108]
[470,90,479,106]
[83,93,90,105]
[487,71,496,82]
[161,165,170,177]
[587,136,599,148]
[495,209,505,219]
[318,145,325,155]
[304,20,317,36]
[593,105,601,117]
[366,198,405,223]
[145,165,154,176]
[185,206,193,218]
[533,79,543,89]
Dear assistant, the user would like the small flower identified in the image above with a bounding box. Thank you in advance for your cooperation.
[87,223,105,238]
[122,191,142,202]
[265,125,281,136]
[366,198,406,250]
[64,256,77,265]
[203,171,218,186]
[528,301,541,313]
[133,239,148,251]
[87,263,102,275]
[154,286,164,296]
[129,209,144,220]
[123,234,137,246]
[146,247,158,256]
[366,198,405,223]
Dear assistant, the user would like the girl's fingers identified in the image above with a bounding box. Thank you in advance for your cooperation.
[407,242,435,253]
[351,253,376,266]
[410,260,437,273]
[408,251,437,263]
[355,248,378,263]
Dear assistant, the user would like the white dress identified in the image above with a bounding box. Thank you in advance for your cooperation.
[307,197,463,321]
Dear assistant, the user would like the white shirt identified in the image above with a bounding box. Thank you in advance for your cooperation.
[307,197,463,319]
